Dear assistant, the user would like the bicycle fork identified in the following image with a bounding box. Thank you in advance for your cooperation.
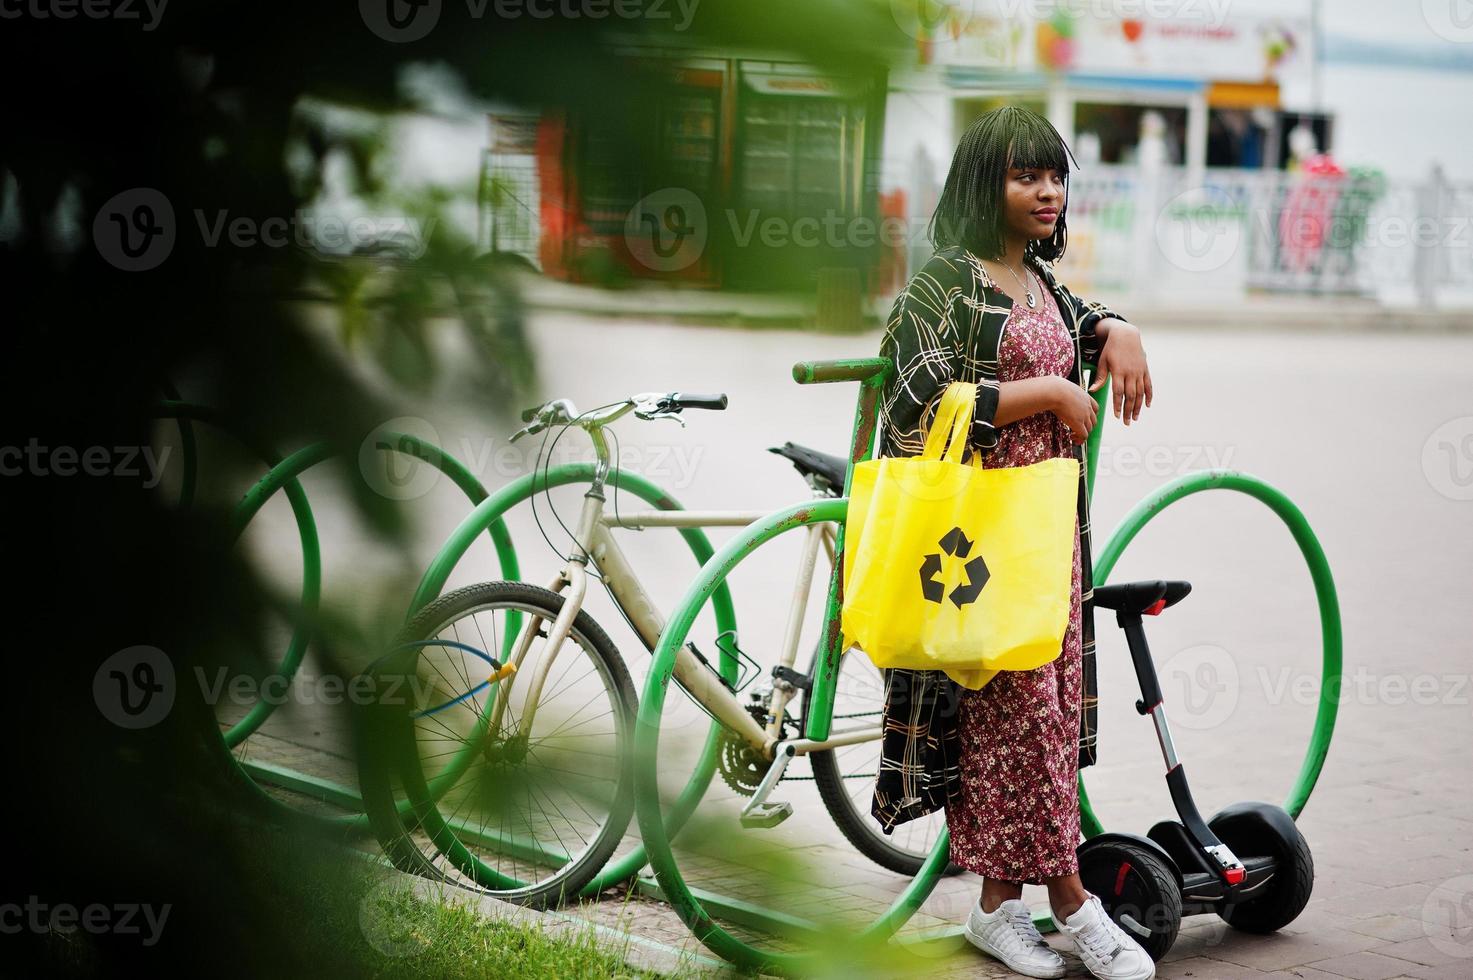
[482,496,601,743]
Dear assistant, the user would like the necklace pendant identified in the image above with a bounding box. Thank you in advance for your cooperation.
[1026,292,1037,309]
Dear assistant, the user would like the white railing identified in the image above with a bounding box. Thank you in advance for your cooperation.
[893,162,1473,310]
[1073,164,1473,309]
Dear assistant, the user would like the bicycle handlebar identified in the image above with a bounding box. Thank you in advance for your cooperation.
[668,392,728,411]
[519,397,576,423]
[510,390,729,442]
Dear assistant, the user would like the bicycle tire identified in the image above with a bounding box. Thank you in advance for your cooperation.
[360,581,637,908]
[807,655,963,878]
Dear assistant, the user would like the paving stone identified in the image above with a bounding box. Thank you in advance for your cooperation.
[1339,914,1437,944]
[1305,950,1434,980]
[1203,928,1395,973]
[1152,956,1278,979]
[1370,936,1473,969]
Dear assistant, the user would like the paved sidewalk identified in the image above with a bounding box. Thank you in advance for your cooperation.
[234,688,1473,980]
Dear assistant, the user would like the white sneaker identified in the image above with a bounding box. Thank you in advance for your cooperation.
[962,897,1067,979]
[1053,894,1156,980]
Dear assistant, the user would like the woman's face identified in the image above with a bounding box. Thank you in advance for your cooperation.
[1001,164,1065,242]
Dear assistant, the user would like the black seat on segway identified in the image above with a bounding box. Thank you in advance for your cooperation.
[768,442,848,494]
[1093,580,1191,615]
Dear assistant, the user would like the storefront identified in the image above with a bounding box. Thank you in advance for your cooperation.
[517,50,886,290]
[885,4,1324,186]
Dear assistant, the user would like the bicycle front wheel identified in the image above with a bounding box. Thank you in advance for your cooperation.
[361,581,636,908]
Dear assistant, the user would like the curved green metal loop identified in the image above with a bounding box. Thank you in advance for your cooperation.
[406,462,740,896]
[634,497,948,973]
[154,403,521,831]
[1084,367,1108,501]
[239,433,517,832]
[224,430,519,743]
[153,402,324,748]
[1080,469,1343,835]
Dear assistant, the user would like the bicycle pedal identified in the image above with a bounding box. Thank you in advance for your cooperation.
[739,801,793,829]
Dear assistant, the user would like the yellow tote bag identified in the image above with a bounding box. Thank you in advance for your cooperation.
[841,381,1078,690]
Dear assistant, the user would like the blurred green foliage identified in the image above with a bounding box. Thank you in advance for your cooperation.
[2,2,906,976]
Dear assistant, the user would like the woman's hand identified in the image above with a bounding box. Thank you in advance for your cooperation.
[1051,377,1099,445]
[1088,320,1153,425]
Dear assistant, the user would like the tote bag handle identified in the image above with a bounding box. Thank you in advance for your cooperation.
[920,381,977,464]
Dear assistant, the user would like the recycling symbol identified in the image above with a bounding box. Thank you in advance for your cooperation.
[920,526,990,608]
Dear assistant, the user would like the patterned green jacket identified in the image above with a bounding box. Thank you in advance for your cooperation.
[870,243,1125,833]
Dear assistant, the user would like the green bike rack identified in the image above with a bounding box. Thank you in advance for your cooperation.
[630,358,960,972]
[631,355,1342,968]
[403,463,741,896]
[1085,468,1343,833]
[635,497,954,973]
[154,402,325,750]
[154,402,520,831]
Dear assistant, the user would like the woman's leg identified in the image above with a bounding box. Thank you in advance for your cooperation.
[983,871,1088,916]
[980,876,1025,913]
[1044,872,1090,920]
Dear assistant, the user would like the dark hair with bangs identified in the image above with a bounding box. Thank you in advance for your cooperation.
[927,105,1078,263]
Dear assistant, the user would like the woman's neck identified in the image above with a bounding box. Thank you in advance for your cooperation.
[997,237,1031,272]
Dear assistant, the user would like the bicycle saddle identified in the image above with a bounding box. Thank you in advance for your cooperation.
[1092,580,1192,616]
[768,442,848,495]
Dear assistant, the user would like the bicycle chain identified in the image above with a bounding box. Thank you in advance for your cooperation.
[716,707,879,791]
[718,702,807,793]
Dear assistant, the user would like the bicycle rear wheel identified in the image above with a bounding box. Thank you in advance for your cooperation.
[360,581,636,908]
[808,651,960,877]
[634,498,951,972]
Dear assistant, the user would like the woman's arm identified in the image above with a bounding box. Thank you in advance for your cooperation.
[1052,269,1153,427]
[877,254,964,457]
[1086,317,1152,425]
[994,376,1098,444]
[992,377,1061,428]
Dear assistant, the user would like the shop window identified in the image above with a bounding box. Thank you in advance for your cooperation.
[1074,102,1188,166]
[738,93,864,218]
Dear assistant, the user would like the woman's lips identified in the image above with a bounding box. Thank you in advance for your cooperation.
[1032,209,1058,221]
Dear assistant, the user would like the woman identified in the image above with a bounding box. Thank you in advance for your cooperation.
[872,107,1155,979]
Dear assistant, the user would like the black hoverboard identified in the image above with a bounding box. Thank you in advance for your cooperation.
[1075,579,1315,959]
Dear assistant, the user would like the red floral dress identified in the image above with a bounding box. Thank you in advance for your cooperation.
[943,283,1084,885]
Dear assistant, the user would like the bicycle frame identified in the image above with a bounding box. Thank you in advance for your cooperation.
[485,422,880,761]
